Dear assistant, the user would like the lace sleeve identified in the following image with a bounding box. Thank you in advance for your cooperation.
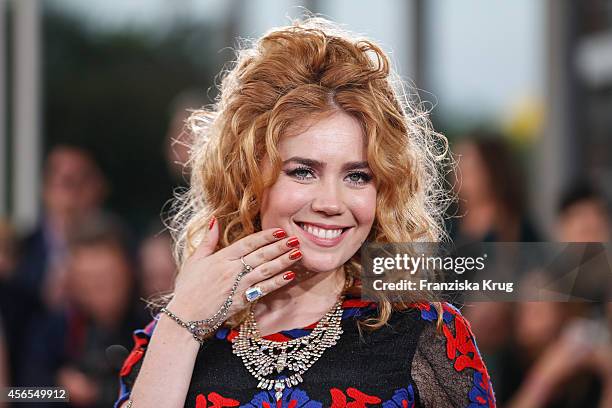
[114,318,158,408]
[411,303,496,408]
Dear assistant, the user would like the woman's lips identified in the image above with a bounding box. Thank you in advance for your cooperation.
[294,222,351,248]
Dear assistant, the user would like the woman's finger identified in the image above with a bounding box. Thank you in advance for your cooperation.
[221,227,288,260]
[243,246,302,286]
[242,269,297,304]
[191,216,220,260]
[240,235,300,270]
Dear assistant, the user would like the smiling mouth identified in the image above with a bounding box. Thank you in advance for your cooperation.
[295,222,351,240]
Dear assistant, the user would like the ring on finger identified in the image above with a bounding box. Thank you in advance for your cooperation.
[241,256,254,274]
[245,286,263,302]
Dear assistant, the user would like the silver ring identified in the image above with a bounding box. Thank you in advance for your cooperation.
[241,256,254,273]
[245,286,263,302]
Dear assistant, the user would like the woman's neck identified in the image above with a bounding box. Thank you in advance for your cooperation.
[252,266,346,336]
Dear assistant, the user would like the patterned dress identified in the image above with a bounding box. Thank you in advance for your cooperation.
[115,295,496,407]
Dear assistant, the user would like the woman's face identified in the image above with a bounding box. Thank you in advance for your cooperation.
[454,141,491,202]
[260,111,377,273]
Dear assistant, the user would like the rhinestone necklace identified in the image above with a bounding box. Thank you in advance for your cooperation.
[232,295,345,402]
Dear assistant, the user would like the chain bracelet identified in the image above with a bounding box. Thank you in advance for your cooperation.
[160,307,206,345]
[161,262,251,345]
[190,263,250,326]
[189,264,249,334]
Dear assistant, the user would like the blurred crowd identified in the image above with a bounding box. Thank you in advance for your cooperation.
[450,134,612,408]
[0,128,611,407]
[0,91,197,407]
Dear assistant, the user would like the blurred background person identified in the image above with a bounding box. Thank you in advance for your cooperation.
[138,228,176,300]
[15,145,109,310]
[555,182,611,303]
[506,301,612,407]
[17,215,147,407]
[2,146,110,389]
[449,133,540,244]
[556,183,611,243]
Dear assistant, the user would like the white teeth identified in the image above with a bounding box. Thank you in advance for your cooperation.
[299,223,343,239]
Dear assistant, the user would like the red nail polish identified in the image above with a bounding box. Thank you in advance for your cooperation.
[273,229,287,239]
[286,237,299,248]
[283,271,295,281]
[289,249,302,260]
[208,216,216,230]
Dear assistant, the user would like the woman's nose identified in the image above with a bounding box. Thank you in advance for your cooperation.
[310,181,345,215]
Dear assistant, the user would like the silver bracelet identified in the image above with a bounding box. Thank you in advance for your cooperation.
[190,259,252,329]
[161,260,252,345]
[160,307,206,345]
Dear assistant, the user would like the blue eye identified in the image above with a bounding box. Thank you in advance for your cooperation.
[285,166,315,180]
[345,172,372,185]
[284,166,373,186]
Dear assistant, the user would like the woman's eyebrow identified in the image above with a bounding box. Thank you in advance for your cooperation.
[283,157,322,168]
[342,161,370,171]
[283,157,370,171]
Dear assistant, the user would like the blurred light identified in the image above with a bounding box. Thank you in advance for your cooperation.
[503,96,545,145]
[576,31,612,88]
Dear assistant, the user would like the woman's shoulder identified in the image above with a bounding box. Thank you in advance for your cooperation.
[406,301,466,327]
[405,301,496,407]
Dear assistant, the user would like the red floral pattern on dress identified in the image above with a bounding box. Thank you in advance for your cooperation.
[196,392,240,407]
[442,305,487,373]
[330,387,382,407]
[119,333,149,377]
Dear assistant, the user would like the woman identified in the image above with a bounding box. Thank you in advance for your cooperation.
[450,135,539,244]
[116,18,495,408]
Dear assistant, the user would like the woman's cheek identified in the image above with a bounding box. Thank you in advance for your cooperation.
[274,182,311,210]
[350,189,377,225]
[262,180,311,222]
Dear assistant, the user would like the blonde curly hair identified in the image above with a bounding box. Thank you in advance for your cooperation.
[163,17,450,331]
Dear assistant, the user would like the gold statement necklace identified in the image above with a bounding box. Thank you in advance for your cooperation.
[232,283,348,402]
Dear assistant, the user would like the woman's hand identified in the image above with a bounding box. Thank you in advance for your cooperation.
[56,366,99,407]
[507,318,612,408]
[167,217,301,325]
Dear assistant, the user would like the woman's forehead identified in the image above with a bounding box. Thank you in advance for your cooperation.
[278,111,367,158]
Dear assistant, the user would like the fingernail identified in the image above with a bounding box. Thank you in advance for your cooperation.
[289,249,302,260]
[286,237,300,248]
[208,216,216,230]
[283,271,295,281]
[273,229,287,239]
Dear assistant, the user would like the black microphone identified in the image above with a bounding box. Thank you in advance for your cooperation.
[106,344,130,371]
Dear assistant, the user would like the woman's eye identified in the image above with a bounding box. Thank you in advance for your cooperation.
[286,167,315,180]
[346,171,372,185]
[285,167,372,185]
